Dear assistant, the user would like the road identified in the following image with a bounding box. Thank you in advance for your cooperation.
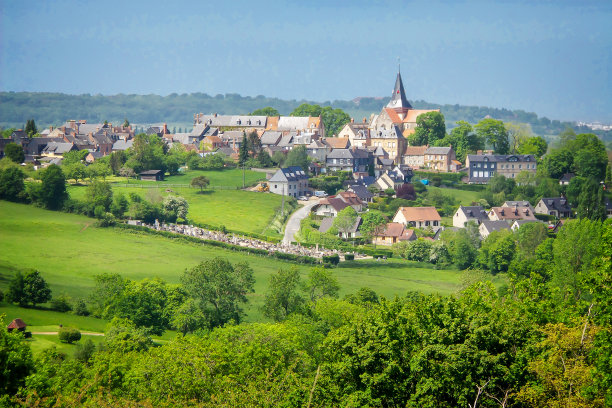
[283,199,318,244]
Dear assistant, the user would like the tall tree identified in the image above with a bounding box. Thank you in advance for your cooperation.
[360,210,387,245]
[247,131,261,157]
[238,132,249,166]
[505,122,533,154]
[0,166,26,201]
[181,258,255,328]
[409,111,446,146]
[442,121,483,162]
[39,164,67,210]
[262,267,305,321]
[24,118,38,137]
[577,178,607,221]
[332,206,359,239]
[284,145,310,173]
[250,107,279,116]
[475,118,510,154]
[7,270,52,307]
[518,136,548,158]
[305,266,340,302]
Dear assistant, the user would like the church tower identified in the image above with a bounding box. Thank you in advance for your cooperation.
[386,71,412,119]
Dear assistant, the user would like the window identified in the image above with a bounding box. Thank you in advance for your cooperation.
[484,171,489,177]
[484,163,488,169]
[519,164,522,169]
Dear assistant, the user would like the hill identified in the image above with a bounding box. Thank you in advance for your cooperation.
[2,91,609,140]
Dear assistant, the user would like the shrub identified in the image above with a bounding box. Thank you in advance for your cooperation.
[344,254,354,261]
[58,327,81,344]
[74,299,90,316]
[322,254,340,265]
[74,338,96,363]
[50,294,73,312]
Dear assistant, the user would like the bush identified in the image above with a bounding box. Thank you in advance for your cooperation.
[74,338,96,363]
[50,294,72,312]
[322,254,340,265]
[74,299,90,316]
[58,327,81,344]
[344,254,354,261]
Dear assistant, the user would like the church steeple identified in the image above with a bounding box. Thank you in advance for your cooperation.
[386,70,412,117]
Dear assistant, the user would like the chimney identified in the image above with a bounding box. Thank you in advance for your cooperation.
[363,117,367,123]
[351,118,354,123]
[214,113,218,117]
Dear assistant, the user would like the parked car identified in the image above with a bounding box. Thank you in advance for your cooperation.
[298,196,309,201]
[314,190,328,198]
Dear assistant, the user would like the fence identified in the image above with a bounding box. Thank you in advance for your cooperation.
[112,184,239,190]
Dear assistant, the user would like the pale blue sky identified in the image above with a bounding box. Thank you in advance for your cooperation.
[1,0,611,122]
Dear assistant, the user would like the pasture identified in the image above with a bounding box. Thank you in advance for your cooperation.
[0,201,474,327]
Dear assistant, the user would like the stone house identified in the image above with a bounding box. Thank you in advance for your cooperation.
[423,146,457,172]
[268,166,309,198]
[466,154,537,184]
[312,197,351,218]
[535,197,572,218]
[453,205,489,228]
[479,220,511,239]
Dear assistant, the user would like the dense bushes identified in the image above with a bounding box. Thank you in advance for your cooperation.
[58,327,81,344]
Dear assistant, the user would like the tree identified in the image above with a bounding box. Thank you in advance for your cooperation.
[104,317,152,353]
[577,178,606,222]
[284,145,310,173]
[0,166,26,202]
[25,118,38,136]
[119,166,136,182]
[290,103,350,136]
[332,206,358,238]
[87,161,111,180]
[181,258,255,328]
[58,327,81,344]
[247,131,262,157]
[475,118,510,154]
[63,162,87,184]
[170,298,207,335]
[505,122,533,154]
[306,266,340,302]
[190,175,210,192]
[108,151,126,175]
[477,230,516,274]
[518,136,548,158]
[443,121,483,163]
[262,267,305,321]
[409,111,446,146]
[238,132,249,166]
[250,107,280,116]
[62,150,88,165]
[115,278,169,335]
[123,118,130,128]
[574,148,607,180]
[543,148,573,179]
[0,317,34,395]
[4,142,24,163]
[7,270,52,307]
[360,210,387,245]
[162,195,189,222]
[86,180,113,213]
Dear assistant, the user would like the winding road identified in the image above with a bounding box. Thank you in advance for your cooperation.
[283,199,319,244]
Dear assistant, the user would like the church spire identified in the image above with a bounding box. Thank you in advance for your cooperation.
[386,70,412,115]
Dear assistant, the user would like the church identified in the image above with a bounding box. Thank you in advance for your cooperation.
[369,71,440,163]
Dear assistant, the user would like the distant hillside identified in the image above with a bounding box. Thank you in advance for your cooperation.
[1,91,609,141]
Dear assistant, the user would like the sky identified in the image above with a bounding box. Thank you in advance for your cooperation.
[1,0,611,122]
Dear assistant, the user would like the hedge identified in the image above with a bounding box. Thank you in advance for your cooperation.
[115,224,318,264]
[414,171,464,184]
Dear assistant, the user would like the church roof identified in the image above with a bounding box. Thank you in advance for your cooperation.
[386,72,412,111]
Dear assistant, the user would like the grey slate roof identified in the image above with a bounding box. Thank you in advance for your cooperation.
[189,124,209,137]
[467,154,536,162]
[539,197,571,212]
[458,205,488,221]
[42,142,75,154]
[277,135,294,148]
[112,139,133,150]
[372,126,402,139]
[481,220,511,233]
[386,72,412,110]
[269,166,308,182]
[348,184,374,201]
[260,131,282,146]
[198,115,267,128]
[425,146,453,155]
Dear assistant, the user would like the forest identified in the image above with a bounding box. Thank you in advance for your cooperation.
[2,92,610,141]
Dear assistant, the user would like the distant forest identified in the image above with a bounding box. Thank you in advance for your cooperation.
[1,91,609,140]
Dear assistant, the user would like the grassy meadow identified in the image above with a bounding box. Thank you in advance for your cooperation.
[428,185,482,206]
[0,201,477,329]
[67,169,284,237]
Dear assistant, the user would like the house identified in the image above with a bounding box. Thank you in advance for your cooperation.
[336,191,366,212]
[369,125,406,163]
[260,131,283,148]
[85,151,104,163]
[201,135,223,151]
[268,166,309,198]
[488,206,537,222]
[326,148,372,175]
[453,205,489,227]
[324,137,350,150]
[479,220,511,239]
[41,142,77,157]
[393,206,441,229]
[312,197,351,218]
[337,118,370,147]
[403,145,428,168]
[465,154,537,183]
[535,197,572,218]
[559,173,575,185]
[140,170,164,181]
[319,216,362,238]
[373,222,416,246]
[275,116,325,137]
[7,318,27,333]
[306,139,331,163]
[423,146,457,172]
[375,165,413,191]
[194,113,268,133]
[347,184,374,203]
[112,139,134,151]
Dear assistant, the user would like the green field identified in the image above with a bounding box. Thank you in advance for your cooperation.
[67,169,283,236]
[0,201,477,322]
[428,185,482,206]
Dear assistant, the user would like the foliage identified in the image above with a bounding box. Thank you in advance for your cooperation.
[190,175,210,192]
[262,267,305,321]
[181,257,255,328]
[50,293,73,312]
[250,106,280,116]
[306,266,340,302]
[6,269,52,307]
[170,298,207,335]
[58,327,82,344]
[238,132,249,165]
[4,142,24,163]
[37,164,68,210]
[24,118,38,136]
[409,111,446,146]
[360,210,387,244]
[0,317,34,395]
[125,133,167,174]
[393,239,433,262]
[477,229,516,274]
[62,150,88,165]
[104,317,153,353]
[332,206,358,238]
[290,103,351,137]
[475,118,510,154]
[0,165,26,202]
[162,195,189,222]
[518,135,548,158]
[85,180,113,214]
[437,120,483,162]
[283,145,310,173]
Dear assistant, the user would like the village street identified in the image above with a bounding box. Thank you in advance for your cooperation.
[283,199,319,244]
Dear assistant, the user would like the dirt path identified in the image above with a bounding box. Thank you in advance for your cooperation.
[31,331,104,336]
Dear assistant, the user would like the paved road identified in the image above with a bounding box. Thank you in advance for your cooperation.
[283,199,318,244]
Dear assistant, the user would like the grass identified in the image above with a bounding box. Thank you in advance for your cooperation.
[67,169,283,236]
[428,185,482,206]
[97,168,266,188]
[0,201,504,337]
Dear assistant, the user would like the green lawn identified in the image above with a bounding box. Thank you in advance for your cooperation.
[0,201,488,330]
[428,186,482,206]
[103,168,266,188]
[67,169,282,237]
